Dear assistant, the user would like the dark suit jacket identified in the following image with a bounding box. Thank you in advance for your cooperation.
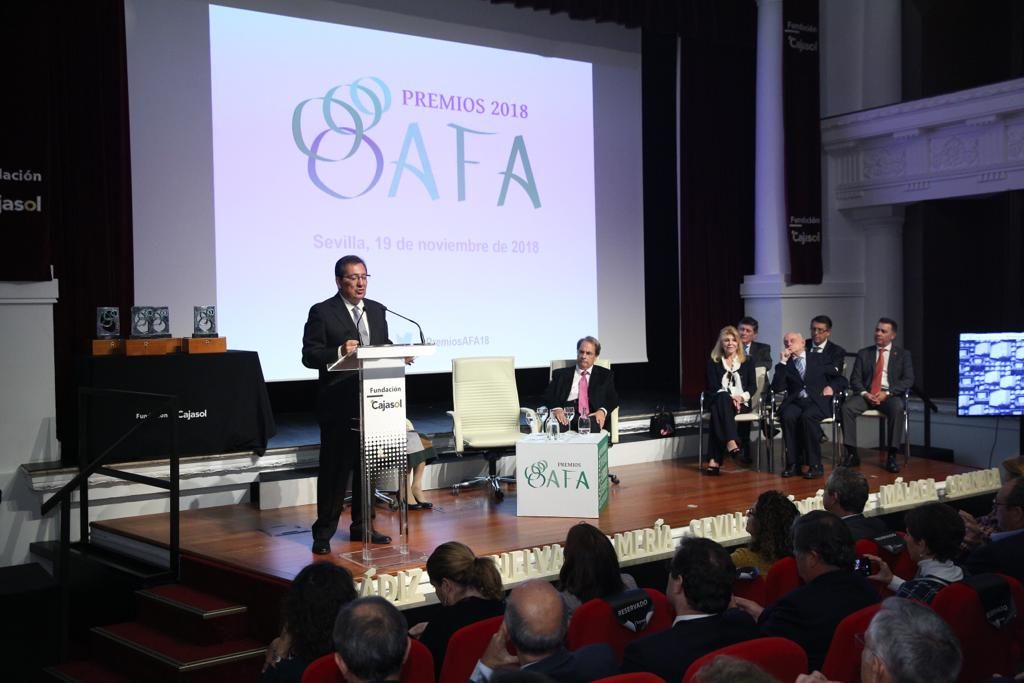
[758,570,880,671]
[706,359,759,404]
[622,609,758,683]
[849,344,914,395]
[965,531,1024,585]
[771,352,835,416]
[842,514,892,542]
[806,340,849,393]
[525,644,618,682]
[543,364,619,416]
[301,294,390,419]
[746,341,773,372]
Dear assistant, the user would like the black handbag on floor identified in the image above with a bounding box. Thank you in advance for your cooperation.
[649,408,675,437]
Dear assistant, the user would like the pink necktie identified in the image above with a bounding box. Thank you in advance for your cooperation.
[578,371,590,419]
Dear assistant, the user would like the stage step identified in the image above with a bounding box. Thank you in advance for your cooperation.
[136,584,250,646]
[30,540,172,586]
[90,622,265,683]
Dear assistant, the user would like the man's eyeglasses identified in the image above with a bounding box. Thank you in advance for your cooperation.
[341,274,371,282]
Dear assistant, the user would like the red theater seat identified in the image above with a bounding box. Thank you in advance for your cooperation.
[682,637,808,683]
[566,588,675,662]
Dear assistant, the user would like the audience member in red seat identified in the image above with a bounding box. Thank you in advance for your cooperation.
[333,596,410,683]
[692,655,780,683]
[622,537,757,683]
[558,522,638,618]
[823,467,890,542]
[730,491,801,575]
[471,579,618,682]
[863,503,964,603]
[964,477,1024,583]
[797,597,961,683]
[732,510,879,672]
[959,455,1022,552]
[261,562,357,683]
[411,541,505,678]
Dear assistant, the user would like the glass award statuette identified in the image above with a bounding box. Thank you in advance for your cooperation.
[185,305,227,353]
[130,306,172,338]
[125,306,181,356]
[192,306,217,338]
[96,307,120,338]
[91,306,125,356]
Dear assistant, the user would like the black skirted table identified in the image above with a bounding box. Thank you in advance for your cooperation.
[80,350,276,463]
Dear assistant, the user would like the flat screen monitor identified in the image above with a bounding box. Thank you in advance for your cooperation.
[957,332,1024,416]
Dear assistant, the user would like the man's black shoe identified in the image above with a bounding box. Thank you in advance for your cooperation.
[350,528,392,544]
[781,466,798,478]
[884,457,900,474]
[312,539,331,555]
[843,452,861,467]
[804,466,824,479]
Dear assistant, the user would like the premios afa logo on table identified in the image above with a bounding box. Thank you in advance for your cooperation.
[291,76,541,206]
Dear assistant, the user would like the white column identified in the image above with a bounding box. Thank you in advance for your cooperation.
[753,0,787,278]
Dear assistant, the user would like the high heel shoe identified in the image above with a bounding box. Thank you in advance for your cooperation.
[703,461,721,476]
[408,486,433,510]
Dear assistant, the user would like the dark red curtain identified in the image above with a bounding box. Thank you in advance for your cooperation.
[47,0,135,462]
[677,4,758,398]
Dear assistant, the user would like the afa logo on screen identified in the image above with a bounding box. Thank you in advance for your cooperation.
[292,77,540,207]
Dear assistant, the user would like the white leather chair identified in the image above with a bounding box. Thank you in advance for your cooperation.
[448,356,537,502]
[699,366,768,470]
[548,358,619,444]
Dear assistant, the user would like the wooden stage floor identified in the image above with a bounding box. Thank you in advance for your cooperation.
[92,455,980,583]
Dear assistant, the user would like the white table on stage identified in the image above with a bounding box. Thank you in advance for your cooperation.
[516,431,609,518]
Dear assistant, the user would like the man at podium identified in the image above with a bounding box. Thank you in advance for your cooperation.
[544,336,619,433]
[302,255,393,552]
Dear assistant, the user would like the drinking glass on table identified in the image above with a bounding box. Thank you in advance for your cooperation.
[564,406,576,429]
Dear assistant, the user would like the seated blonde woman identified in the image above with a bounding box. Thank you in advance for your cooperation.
[704,325,757,475]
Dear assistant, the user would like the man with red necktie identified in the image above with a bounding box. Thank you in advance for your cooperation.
[841,318,914,473]
[544,336,619,434]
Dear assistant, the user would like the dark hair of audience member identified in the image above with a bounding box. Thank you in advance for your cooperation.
[747,491,800,564]
[903,503,965,562]
[669,537,735,614]
[283,562,357,661]
[692,655,781,683]
[792,509,856,569]
[425,541,504,601]
[558,522,626,604]
[333,596,408,682]
[825,467,871,513]
[1007,476,1024,507]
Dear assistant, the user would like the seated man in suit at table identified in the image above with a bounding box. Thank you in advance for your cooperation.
[544,336,619,433]
[840,317,914,474]
[805,315,848,383]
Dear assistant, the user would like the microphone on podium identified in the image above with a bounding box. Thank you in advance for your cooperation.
[382,306,426,344]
